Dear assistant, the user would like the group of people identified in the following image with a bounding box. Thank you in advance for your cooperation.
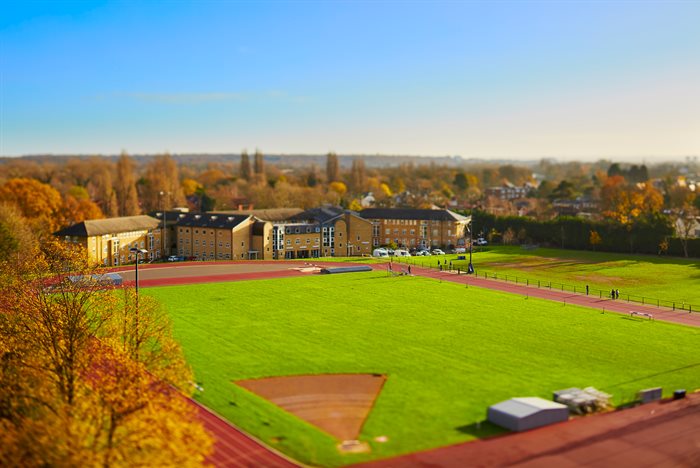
[611,289,620,299]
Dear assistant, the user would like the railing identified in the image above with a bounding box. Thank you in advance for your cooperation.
[389,256,696,313]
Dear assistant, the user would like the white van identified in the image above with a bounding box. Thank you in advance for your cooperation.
[394,249,411,257]
[372,248,389,257]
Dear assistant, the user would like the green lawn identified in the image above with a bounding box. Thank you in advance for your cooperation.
[384,246,700,306]
[147,273,700,467]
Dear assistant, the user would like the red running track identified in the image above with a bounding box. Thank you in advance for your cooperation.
[190,400,298,468]
[408,265,700,328]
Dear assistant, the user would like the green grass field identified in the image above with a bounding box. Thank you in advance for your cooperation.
[147,272,700,466]
[366,246,700,305]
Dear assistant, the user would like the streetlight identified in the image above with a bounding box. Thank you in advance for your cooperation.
[159,191,170,260]
[130,248,148,295]
[467,221,474,274]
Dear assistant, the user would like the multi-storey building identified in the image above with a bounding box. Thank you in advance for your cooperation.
[359,208,470,249]
[174,213,273,260]
[54,215,162,266]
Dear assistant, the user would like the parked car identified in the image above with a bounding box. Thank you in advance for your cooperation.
[372,248,389,257]
[431,249,445,255]
[167,255,184,262]
[475,238,488,246]
[387,249,395,256]
[453,247,466,254]
[416,249,431,256]
[394,249,411,257]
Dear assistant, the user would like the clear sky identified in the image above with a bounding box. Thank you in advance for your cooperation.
[1,0,699,160]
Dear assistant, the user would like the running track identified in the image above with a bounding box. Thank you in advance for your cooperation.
[124,260,699,466]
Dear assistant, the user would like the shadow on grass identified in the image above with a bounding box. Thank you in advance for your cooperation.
[609,362,700,388]
[455,420,504,438]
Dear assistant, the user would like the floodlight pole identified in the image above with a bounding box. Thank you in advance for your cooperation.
[130,247,148,354]
[468,219,474,274]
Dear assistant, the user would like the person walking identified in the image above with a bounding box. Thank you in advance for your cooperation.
[616,289,620,299]
[408,265,412,275]
[586,285,589,295]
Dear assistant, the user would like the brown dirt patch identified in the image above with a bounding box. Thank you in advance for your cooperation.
[236,374,386,441]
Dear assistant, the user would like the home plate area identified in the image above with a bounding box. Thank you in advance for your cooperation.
[235,374,386,452]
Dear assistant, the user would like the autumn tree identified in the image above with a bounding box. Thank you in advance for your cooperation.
[350,158,366,193]
[87,159,118,217]
[326,152,339,182]
[115,152,140,216]
[0,241,212,466]
[0,203,37,261]
[61,186,105,227]
[589,230,602,251]
[0,178,63,235]
[254,149,265,183]
[240,150,252,181]
[140,154,185,212]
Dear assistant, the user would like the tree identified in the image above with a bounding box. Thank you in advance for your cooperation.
[326,152,339,183]
[453,172,468,191]
[61,186,105,227]
[0,203,37,261]
[140,154,186,212]
[0,178,63,235]
[115,153,140,216]
[254,149,265,182]
[589,230,602,251]
[672,195,699,257]
[350,158,366,193]
[0,241,212,465]
[87,159,118,217]
[240,150,252,181]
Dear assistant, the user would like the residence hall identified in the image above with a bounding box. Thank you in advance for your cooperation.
[54,215,162,266]
[359,208,471,249]
[281,206,374,259]
[174,212,273,260]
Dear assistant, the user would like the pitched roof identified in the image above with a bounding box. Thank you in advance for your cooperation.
[288,206,344,224]
[211,208,303,222]
[359,208,469,222]
[54,215,161,237]
[176,213,250,229]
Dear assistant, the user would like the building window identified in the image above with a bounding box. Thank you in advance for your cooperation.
[226,242,230,248]
[385,228,390,235]
[241,242,245,247]
[295,239,300,244]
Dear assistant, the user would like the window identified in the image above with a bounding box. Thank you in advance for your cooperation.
[241,241,245,247]
[357,235,360,241]
[402,229,406,235]
[195,230,199,234]
[306,239,310,244]
[287,239,291,245]
[226,242,230,248]
[410,229,415,235]
[385,228,390,235]
[295,239,300,244]
[195,240,199,246]
[219,242,222,247]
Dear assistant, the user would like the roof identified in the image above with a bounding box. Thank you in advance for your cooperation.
[359,208,470,222]
[54,215,160,237]
[176,213,250,229]
[149,210,190,225]
[288,206,344,224]
[211,208,303,222]
[490,398,567,418]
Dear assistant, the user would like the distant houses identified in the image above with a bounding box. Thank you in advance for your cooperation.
[55,206,471,264]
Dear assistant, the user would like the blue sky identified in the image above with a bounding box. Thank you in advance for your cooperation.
[1,1,699,159]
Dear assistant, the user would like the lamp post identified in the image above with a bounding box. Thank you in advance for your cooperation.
[467,220,474,274]
[130,248,148,295]
[159,191,168,260]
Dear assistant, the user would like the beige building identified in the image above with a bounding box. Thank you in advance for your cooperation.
[174,213,273,260]
[359,208,470,249]
[54,215,162,266]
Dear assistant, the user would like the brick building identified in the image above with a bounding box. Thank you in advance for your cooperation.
[359,208,470,249]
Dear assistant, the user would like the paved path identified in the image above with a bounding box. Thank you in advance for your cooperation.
[358,393,700,468]
[406,264,700,328]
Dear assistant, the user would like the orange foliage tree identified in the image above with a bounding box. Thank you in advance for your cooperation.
[0,241,212,465]
[0,178,63,235]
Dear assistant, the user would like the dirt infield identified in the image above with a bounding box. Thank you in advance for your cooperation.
[236,374,386,441]
[358,392,700,468]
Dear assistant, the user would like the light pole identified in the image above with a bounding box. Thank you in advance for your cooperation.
[159,191,168,260]
[467,221,474,274]
[130,248,148,295]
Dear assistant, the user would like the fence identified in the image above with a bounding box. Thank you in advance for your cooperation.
[390,256,696,314]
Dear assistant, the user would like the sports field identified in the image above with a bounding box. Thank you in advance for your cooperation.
[382,246,700,305]
[147,272,700,467]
